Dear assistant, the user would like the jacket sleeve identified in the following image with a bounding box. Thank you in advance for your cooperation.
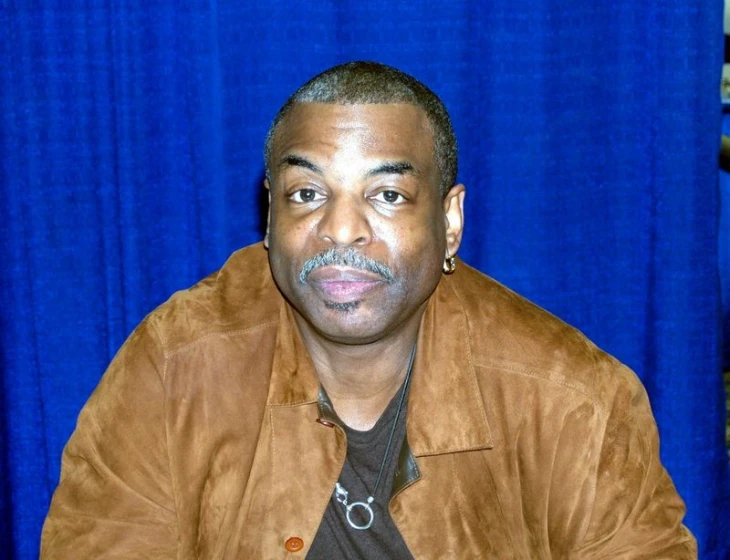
[573,364,697,559]
[41,320,178,559]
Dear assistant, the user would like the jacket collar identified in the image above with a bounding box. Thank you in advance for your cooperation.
[407,275,494,455]
[267,302,321,407]
[266,275,494,455]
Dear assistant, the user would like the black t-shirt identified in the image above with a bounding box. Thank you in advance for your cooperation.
[307,388,414,559]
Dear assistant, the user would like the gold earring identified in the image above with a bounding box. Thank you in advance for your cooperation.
[442,255,457,275]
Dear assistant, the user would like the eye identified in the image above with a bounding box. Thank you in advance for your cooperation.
[289,188,325,203]
[372,190,406,204]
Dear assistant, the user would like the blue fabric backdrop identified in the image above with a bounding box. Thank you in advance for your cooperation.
[2,2,728,558]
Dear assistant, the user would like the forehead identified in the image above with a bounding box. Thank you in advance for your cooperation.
[271,103,436,172]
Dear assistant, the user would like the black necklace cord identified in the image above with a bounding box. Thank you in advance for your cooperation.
[372,343,417,497]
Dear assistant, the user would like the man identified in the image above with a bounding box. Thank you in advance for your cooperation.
[42,62,695,558]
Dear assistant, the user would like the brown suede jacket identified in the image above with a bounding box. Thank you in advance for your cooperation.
[41,243,696,559]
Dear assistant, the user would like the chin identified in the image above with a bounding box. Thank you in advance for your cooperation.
[313,328,390,346]
[307,306,401,345]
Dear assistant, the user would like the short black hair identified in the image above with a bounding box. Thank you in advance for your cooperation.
[264,61,457,196]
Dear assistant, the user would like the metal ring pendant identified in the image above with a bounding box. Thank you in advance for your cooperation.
[345,497,374,530]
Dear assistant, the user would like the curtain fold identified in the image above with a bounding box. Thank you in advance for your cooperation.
[1,2,727,558]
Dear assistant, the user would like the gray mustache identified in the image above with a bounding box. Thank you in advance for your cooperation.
[299,247,395,284]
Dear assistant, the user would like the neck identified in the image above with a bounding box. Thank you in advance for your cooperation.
[294,314,421,431]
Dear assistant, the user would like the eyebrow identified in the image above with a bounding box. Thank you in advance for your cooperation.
[278,154,323,174]
[277,155,417,178]
[365,161,417,178]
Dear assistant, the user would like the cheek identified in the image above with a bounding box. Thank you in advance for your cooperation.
[380,222,445,272]
[268,223,312,289]
[270,216,314,254]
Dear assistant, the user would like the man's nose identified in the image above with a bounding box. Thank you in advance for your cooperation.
[317,194,372,247]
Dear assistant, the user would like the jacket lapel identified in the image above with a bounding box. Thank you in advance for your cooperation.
[407,277,494,457]
[235,302,346,556]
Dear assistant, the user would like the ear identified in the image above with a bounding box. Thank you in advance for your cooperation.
[263,179,272,249]
[443,184,466,257]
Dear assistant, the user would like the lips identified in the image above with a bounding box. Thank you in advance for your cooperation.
[306,266,386,303]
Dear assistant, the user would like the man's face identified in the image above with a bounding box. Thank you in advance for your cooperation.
[266,102,464,345]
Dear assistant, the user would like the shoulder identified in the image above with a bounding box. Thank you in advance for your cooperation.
[443,262,644,415]
[143,243,282,357]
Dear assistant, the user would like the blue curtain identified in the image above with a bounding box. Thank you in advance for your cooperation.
[2,2,728,558]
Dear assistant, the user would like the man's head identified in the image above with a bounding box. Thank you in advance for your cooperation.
[264,62,465,345]
[265,61,458,197]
